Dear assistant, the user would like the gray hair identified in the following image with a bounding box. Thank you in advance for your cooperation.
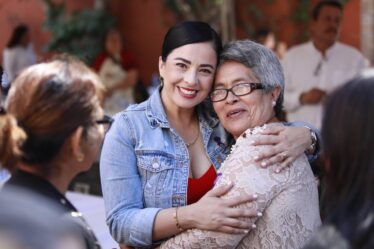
[219,39,285,118]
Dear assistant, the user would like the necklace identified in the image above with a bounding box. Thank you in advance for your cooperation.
[185,128,200,148]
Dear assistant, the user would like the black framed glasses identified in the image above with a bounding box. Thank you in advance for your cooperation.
[209,83,264,102]
[96,114,114,132]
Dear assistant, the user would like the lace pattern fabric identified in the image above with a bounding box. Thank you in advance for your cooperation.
[161,124,321,249]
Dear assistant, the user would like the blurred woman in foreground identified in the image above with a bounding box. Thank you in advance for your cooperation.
[304,71,374,249]
[0,57,111,249]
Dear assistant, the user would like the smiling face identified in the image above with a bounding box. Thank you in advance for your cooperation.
[159,42,217,110]
[213,61,280,139]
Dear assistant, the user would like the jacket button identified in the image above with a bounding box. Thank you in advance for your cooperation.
[152,162,160,169]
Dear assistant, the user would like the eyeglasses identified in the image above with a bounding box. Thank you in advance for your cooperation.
[209,83,264,102]
[96,114,114,132]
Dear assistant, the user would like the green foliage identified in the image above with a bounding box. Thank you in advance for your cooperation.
[43,0,115,64]
[162,0,221,23]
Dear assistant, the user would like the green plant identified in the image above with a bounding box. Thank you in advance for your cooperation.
[43,0,115,64]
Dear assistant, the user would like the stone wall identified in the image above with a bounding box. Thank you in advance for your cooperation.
[361,0,374,63]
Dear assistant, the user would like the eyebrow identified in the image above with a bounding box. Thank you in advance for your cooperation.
[214,82,226,88]
[174,57,214,69]
[214,79,251,88]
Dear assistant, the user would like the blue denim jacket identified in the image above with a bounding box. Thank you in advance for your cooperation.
[100,88,320,248]
[100,89,230,247]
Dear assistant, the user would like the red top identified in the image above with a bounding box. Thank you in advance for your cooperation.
[187,165,217,205]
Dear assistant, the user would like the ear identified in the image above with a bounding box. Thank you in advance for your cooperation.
[70,126,85,163]
[271,86,281,103]
[158,56,165,78]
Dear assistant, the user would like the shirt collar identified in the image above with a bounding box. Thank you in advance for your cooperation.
[5,170,77,212]
[309,40,339,59]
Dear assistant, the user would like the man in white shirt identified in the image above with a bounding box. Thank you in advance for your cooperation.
[282,0,366,129]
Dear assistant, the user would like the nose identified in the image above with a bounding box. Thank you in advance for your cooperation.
[184,69,198,86]
[226,90,238,104]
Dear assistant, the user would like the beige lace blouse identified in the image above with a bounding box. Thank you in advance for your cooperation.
[161,125,321,249]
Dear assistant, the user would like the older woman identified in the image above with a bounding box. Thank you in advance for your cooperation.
[160,40,321,249]
[0,57,111,249]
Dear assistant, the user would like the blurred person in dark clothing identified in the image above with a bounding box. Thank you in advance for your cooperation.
[0,56,111,249]
[0,187,86,249]
[303,70,374,249]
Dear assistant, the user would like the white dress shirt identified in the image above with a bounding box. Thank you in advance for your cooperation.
[282,41,366,129]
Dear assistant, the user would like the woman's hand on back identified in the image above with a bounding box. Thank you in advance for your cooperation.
[249,125,311,172]
[178,182,259,234]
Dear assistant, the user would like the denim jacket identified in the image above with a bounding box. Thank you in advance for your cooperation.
[100,88,230,247]
[100,88,320,248]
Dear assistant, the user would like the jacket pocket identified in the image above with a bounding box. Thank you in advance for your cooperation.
[136,150,175,207]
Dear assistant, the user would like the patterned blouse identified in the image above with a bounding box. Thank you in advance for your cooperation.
[161,124,321,249]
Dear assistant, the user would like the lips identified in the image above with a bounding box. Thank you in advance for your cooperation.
[226,108,246,119]
[178,86,198,99]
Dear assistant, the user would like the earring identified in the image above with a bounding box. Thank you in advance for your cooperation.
[159,76,164,87]
[272,100,276,107]
[77,154,84,162]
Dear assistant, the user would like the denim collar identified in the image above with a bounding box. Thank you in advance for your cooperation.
[145,86,220,129]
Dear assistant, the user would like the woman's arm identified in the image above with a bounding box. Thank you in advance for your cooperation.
[160,127,287,249]
[100,113,161,247]
[161,126,287,249]
[101,113,259,247]
[153,184,258,241]
[249,122,320,171]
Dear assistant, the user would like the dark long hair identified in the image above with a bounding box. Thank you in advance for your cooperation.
[7,24,29,48]
[321,71,374,248]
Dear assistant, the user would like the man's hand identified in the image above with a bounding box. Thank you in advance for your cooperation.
[299,88,326,105]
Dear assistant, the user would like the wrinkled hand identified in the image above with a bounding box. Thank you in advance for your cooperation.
[250,125,311,172]
[300,88,326,105]
[180,182,259,234]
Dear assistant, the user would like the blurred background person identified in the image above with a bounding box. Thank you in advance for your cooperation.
[303,70,374,249]
[253,28,288,59]
[0,56,111,249]
[282,0,366,130]
[92,28,139,115]
[2,24,37,90]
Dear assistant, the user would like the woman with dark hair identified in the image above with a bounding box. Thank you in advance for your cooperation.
[100,21,320,248]
[2,24,36,83]
[303,71,374,249]
[0,57,111,249]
